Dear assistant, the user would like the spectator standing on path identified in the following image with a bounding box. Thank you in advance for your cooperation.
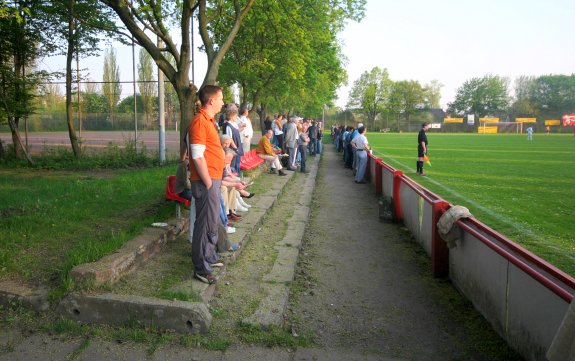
[188,85,225,285]
[298,122,310,173]
[221,104,244,174]
[238,107,253,152]
[257,129,287,176]
[527,126,534,140]
[272,114,285,150]
[308,121,318,156]
[283,117,298,171]
[316,121,323,155]
[416,122,430,176]
[351,126,369,183]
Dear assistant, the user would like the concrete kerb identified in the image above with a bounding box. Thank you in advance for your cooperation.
[242,155,320,328]
[56,293,212,334]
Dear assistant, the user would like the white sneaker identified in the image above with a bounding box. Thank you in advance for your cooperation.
[226,226,236,234]
[236,204,248,212]
[236,195,251,208]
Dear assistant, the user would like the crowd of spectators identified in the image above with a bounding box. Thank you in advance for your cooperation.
[331,123,371,183]
[177,85,323,284]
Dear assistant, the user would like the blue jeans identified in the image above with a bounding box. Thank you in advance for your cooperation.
[355,150,368,182]
[219,195,227,225]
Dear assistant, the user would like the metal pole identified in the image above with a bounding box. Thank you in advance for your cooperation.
[158,37,166,163]
[132,38,138,151]
[77,52,82,138]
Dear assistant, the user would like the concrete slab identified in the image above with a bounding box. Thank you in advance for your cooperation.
[241,284,290,328]
[263,246,299,283]
[291,206,311,223]
[0,280,50,312]
[254,195,278,210]
[56,292,211,334]
[278,222,307,247]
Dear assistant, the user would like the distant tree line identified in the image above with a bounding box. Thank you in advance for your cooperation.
[346,67,575,132]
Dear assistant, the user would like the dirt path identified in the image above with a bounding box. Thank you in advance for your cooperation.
[287,145,520,360]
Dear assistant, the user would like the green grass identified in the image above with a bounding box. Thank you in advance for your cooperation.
[368,132,575,275]
[0,164,176,301]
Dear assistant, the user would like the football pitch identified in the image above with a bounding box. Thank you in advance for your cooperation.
[367,132,575,276]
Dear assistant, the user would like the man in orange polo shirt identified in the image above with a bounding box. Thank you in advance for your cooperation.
[188,85,225,284]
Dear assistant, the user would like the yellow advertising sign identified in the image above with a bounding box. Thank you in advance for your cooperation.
[479,118,499,123]
[515,118,537,123]
[478,126,498,134]
[444,118,464,123]
[545,120,560,126]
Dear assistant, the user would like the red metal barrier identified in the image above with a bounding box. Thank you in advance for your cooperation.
[375,159,383,195]
[392,170,404,222]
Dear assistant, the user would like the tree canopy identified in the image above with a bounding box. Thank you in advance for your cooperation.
[447,75,510,117]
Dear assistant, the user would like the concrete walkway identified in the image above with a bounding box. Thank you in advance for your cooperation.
[0,144,520,360]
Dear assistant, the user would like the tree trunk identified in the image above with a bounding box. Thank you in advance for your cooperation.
[178,82,198,145]
[65,4,81,158]
[256,102,267,135]
[8,117,33,164]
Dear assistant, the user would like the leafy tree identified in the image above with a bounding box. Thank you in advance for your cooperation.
[37,84,65,112]
[0,0,53,163]
[117,94,146,114]
[528,74,575,117]
[423,80,443,109]
[45,0,117,157]
[138,48,156,129]
[99,0,255,145]
[510,75,537,116]
[401,80,427,129]
[82,82,107,114]
[102,47,121,127]
[447,75,510,117]
[217,0,365,129]
[347,67,392,129]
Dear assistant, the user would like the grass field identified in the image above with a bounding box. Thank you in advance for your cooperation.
[367,132,575,276]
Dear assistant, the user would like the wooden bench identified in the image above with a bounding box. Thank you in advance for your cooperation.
[165,175,191,219]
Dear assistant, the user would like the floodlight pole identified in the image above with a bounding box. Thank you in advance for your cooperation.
[158,36,166,163]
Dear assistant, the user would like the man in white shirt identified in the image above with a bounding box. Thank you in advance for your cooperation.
[238,107,253,152]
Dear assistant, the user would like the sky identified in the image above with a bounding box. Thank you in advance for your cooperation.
[40,0,575,110]
[336,0,575,109]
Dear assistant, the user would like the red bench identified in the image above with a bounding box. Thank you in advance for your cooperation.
[165,175,191,219]
[240,149,265,170]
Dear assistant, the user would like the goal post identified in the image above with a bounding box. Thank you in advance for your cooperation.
[478,122,523,134]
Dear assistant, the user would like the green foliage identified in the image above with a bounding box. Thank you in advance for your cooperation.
[347,67,393,124]
[138,48,157,127]
[448,75,510,117]
[82,91,108,113]
[369,132,575,276]
[102,47,121,121]
[218,0,366,118]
